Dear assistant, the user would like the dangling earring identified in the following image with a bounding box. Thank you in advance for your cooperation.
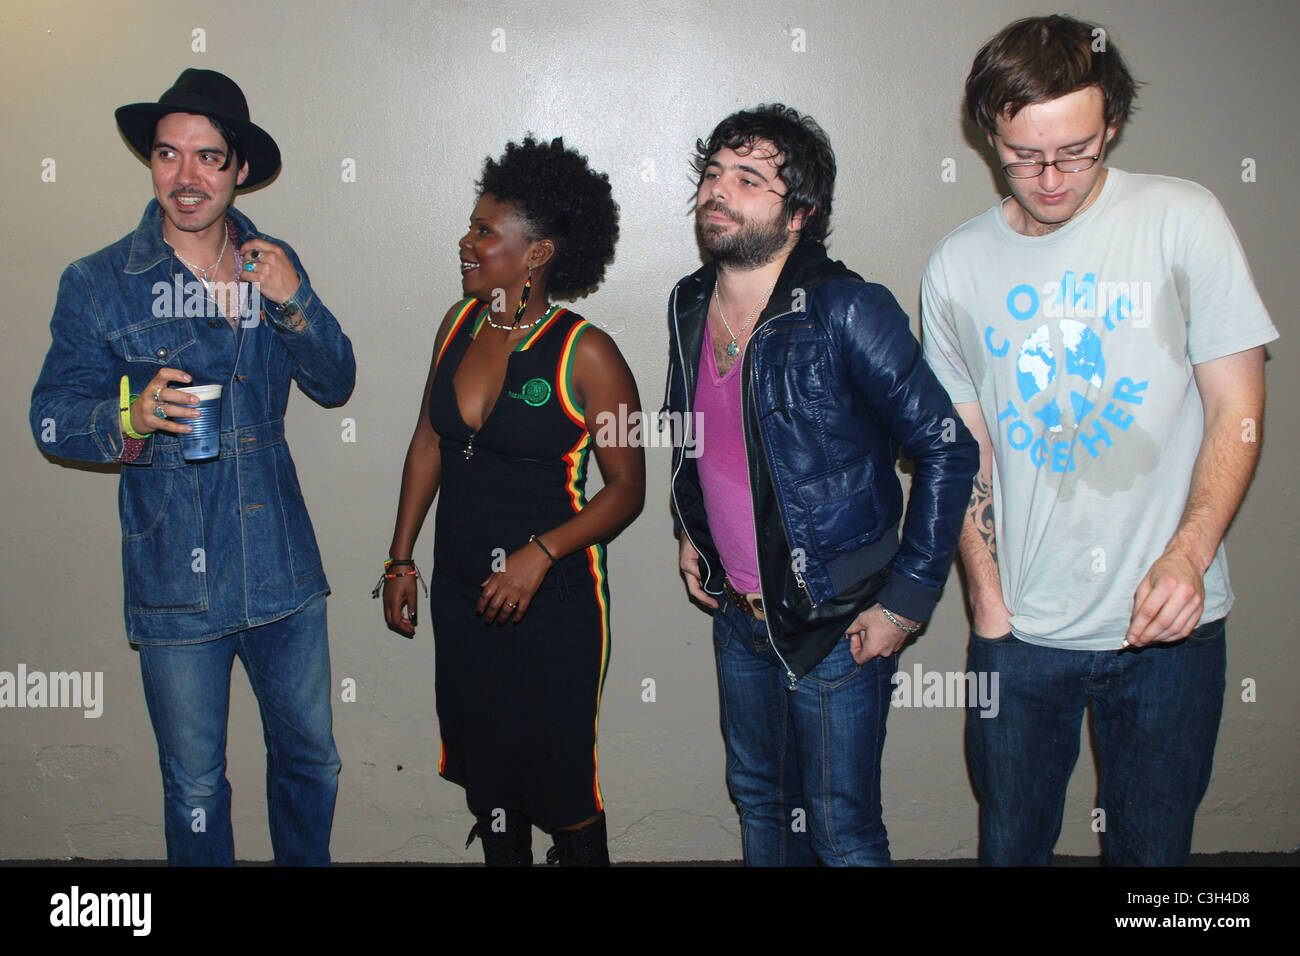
[511,268,533,329]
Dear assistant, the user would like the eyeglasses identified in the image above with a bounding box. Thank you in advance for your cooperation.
[1002,154,1102,179]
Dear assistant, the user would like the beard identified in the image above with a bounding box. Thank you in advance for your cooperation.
[695,201,791,269]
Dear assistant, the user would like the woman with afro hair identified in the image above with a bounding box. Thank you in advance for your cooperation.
[381,137,644,865]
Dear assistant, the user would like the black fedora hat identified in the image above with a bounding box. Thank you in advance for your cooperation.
[115,69,281,189]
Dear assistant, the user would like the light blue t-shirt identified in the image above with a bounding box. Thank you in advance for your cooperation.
[922,169,1278,650]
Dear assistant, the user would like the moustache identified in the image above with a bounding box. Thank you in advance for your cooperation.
[699,200,739,223]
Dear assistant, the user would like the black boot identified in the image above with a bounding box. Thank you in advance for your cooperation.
[545,812,610,866]
[467,810,532,866]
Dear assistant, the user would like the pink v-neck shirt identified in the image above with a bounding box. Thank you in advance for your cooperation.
[695,332,761,593]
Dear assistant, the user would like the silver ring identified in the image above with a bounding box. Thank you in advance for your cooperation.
[152,388,162,402]
[506,601,518,609]
[154,404,167,419]
[249,249,260,260]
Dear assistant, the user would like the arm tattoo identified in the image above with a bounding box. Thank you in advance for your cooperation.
[968,474,997,561]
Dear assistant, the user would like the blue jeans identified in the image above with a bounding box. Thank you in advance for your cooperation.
[967,619,1227,866]
[137,596,340,865]
[712,596,897,866]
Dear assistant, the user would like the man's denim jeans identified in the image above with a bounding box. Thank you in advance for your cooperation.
[713,595,897,866]
[137,595,340,865]
[967,618,1227,866]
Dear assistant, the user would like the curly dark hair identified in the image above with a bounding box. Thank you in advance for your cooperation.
[692,104,836,245]
[477,136,619,299]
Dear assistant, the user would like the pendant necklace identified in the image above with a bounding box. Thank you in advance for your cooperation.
[715,279,776,356]
[171,227,230,299]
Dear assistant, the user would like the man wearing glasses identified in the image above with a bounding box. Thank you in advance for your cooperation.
[921,15,1276,865]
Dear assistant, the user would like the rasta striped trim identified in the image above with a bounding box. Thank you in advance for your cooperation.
[444,300,569,353]
[469,301,492,337]
[558,426,609,814]
[556,320,592,428]
[586,539,611,812]
[515,306,568,351]
[560,433,591,513]
[434,299,483,370]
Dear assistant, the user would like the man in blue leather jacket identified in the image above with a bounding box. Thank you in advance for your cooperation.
[668,104,977,865]
[29,70,354,865]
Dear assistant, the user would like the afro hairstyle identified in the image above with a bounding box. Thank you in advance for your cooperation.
[477,136,619,299]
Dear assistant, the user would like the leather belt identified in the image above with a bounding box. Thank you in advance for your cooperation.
[723,579,765,622]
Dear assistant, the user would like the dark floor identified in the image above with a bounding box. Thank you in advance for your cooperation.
[4,851,1295,866]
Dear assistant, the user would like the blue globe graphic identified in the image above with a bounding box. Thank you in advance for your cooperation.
[1015,320,1106,431]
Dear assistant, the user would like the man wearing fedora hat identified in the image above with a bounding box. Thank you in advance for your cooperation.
[30,69,354,865]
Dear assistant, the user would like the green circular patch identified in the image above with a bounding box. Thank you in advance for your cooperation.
[521,377,552,407]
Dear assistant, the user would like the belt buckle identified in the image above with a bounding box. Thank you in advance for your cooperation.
[726,580,765,622]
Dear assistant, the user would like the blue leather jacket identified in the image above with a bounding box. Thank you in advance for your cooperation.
[30,200,355,645]
[668,241,977,679]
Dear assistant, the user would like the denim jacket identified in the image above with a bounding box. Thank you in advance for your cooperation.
[30,200,355,645]
[668,241,977,680]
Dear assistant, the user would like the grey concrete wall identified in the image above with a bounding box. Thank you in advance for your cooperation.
[2,0,1295,862]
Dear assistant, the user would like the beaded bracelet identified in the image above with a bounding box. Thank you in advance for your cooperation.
[371,558,428,599]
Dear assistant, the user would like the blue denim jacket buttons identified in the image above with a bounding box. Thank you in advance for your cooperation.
[30,200,357,646]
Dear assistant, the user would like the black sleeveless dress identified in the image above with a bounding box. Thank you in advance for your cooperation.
[426,298,611,830]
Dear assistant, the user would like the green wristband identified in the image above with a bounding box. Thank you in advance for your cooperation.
[119,375,148,440]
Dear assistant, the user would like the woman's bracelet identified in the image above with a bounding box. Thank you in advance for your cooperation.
[529,534,557,564]
[372,558,427,599]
